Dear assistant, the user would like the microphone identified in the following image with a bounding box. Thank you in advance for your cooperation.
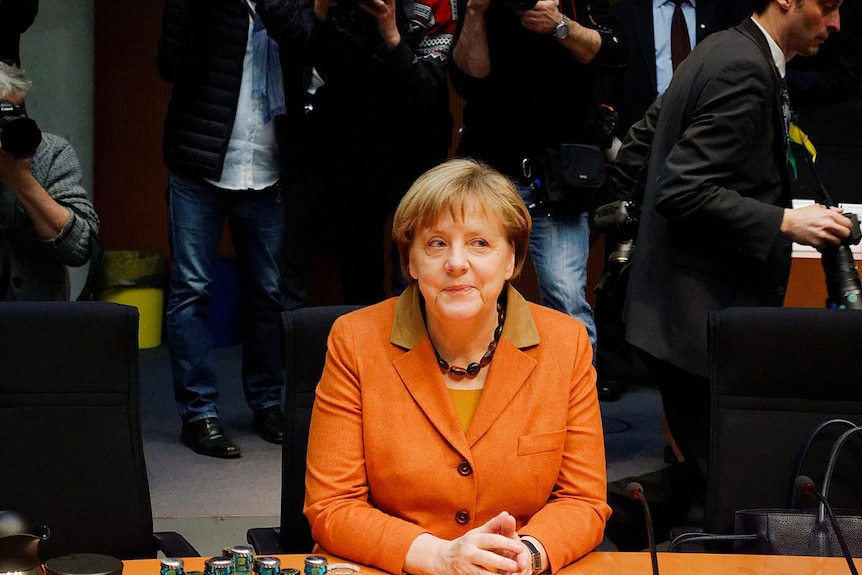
[627,482,659,575]
[795,475,859,575]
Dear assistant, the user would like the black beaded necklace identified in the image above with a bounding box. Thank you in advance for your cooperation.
[426,299,507,378]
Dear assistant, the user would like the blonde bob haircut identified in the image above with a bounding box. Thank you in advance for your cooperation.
[392,158,532,282]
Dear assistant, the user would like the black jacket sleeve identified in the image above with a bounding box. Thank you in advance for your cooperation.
[1,0,38,33]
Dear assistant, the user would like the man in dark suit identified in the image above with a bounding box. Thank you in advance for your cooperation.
[612,0,751,134]
[594,0,750,403]
[612,0,850,521]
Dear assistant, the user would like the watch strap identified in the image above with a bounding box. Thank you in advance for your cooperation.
[521,538,543,575]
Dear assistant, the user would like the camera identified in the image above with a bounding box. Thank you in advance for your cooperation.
[594,198,638,232]
[821,211,862,310]
[593,199,639,266]
[0,100,41,159]
[585,104,619,151]
[499,0,539,10]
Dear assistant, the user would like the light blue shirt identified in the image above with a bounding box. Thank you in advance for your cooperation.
[654,0,697,96]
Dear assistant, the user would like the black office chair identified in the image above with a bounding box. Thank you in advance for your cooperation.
[705,306,862,536]
[0,301,198,560]
[671,306,862,553]
[247,305,363,554]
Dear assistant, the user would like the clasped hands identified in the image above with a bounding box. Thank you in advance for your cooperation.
[517,0,567,35]
[406,511,537,575]
[314,0,401,49]
[464,0,571,36]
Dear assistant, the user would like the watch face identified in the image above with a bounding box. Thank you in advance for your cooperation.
[521,539,542,574]
[554,18,568,39]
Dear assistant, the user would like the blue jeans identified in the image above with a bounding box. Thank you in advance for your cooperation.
[167,173,286,422]
[517,183,596,352]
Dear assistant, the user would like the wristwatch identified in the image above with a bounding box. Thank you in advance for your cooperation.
[552,14,570,40]
[521,538,543,575]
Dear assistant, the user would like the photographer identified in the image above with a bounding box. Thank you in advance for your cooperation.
[451,0,627,352]
[593,0,750,402]
[0,62,100,301]
[307,0,454,304]
[611,1,851,529]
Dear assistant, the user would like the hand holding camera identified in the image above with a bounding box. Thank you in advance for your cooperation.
[356,0,400,49]
[517,0,560,34]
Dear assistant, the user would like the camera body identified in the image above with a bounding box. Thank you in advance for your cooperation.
[0,100,42,159]
[594,199,638,232]
[594,199,640,267]
[822,212,862,310]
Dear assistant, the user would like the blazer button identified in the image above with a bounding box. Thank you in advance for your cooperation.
[455,510,470,525]
[457,461,472,476]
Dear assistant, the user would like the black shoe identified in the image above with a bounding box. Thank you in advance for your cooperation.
[181,417,242,458]
[253,405,284,444]
[597,379,624,402]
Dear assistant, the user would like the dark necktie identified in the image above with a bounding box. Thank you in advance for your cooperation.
[671,0,691,71]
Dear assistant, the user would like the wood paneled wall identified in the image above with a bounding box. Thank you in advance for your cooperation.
[94,2,171,258]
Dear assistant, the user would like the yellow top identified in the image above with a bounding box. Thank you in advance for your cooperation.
[448,388,484,433]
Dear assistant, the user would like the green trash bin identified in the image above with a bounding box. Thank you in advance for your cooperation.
[95,251,169,349]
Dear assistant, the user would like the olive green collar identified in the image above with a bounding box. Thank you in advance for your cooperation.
[390,283,540,351]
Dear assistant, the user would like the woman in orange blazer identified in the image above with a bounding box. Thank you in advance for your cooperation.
[305,159,610,575]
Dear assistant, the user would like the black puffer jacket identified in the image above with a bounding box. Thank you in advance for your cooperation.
[0,0,38,66]
[157,0,313,180]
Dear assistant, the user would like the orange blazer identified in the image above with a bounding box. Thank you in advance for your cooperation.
[305,284,610,574]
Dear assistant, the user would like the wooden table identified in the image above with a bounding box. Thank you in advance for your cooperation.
[121,552,862,575]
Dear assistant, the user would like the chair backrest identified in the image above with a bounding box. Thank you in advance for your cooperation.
[279,305,363,553]
[0,301,158,560]
[705,307,862,536]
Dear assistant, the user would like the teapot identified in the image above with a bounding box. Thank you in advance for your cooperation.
[0,511,49,575]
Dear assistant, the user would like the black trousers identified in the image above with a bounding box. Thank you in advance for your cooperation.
[639,351,711,506]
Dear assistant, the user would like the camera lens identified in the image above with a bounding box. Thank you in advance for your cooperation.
[0,115,42,159]
[608,238,635,267]
[821,244,862,310]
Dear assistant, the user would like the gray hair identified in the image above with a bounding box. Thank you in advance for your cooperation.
[0,61,33,100]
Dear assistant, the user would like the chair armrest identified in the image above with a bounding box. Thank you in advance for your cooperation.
[246,527,283,555]
[154,531,201,557]
[594,535,618,552]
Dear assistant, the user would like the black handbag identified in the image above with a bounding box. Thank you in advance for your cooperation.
[733,507,862,556]
[670,419,862,557]
[732,421,862,557]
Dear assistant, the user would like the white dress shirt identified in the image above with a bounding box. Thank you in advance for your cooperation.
[205,13,280,191]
